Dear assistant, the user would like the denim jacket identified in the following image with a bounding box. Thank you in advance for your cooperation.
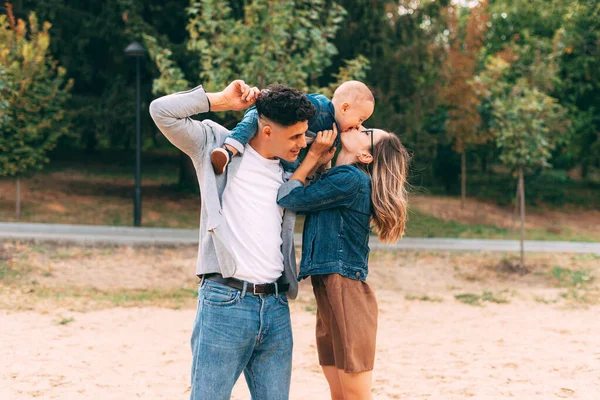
[225,94,338,154]
[277,164,372,282]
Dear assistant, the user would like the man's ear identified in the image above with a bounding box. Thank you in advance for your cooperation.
[357,152,373,165]
[262,125,272,139]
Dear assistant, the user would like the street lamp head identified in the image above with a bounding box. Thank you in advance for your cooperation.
[125,41,146,57]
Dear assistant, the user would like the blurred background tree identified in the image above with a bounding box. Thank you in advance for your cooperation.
[0,4,72,218]
[1,0,598,214]
[441,0,490,208]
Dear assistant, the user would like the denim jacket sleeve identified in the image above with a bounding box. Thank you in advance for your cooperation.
[227,107,259,148]
[277,165,363,212]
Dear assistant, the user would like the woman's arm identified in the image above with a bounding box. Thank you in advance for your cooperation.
[289,126,337,185]
[277,165,363,212]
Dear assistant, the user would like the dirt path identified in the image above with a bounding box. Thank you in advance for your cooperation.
[2,300,600,399]
[1,243,600,399]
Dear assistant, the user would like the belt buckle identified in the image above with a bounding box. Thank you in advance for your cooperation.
[253,283,272,295]
[253,284,261,295]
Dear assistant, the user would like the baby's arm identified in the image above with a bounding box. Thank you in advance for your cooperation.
[224,107,259,155]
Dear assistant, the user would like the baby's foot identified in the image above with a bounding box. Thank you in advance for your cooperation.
[211,147,232,174]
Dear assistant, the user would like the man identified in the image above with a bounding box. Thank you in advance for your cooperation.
[149,80,316,400]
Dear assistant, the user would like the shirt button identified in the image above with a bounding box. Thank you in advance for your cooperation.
[355,272,361,278]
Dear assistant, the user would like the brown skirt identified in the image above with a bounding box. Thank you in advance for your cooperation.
[311,273,378,373]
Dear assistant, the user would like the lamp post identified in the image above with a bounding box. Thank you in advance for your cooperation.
[124,41,146,227]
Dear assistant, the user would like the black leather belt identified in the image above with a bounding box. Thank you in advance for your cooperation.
[199,273,290,295]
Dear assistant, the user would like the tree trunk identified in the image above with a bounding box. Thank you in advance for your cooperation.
[84,129,97,154]
[518,166,525,273]
[512,182,519,232]
[461,150,466,209]
[179,151,198,186]
[581,161,589,180]
[15,177,21,220]
[480,152,487,173]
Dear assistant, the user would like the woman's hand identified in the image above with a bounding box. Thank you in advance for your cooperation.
[290,125,337,185]
[308,124,338,163]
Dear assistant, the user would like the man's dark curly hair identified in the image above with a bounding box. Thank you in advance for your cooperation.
[255,84,316,127]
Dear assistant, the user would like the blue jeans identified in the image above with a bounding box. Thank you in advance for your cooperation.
[190,279,293,400]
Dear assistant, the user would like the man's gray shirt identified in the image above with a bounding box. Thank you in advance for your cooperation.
[149,85,299,298]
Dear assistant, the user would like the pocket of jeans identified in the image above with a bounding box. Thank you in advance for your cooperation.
[277,294,289,306]
[202,286,241,307]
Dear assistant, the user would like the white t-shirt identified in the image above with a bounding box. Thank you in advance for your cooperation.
[221,144,285,283]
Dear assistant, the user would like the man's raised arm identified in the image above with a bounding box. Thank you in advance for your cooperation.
[149,80,259,158]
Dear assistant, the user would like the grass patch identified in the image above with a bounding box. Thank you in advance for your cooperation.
[404,209,598,242]
[549,266,598,305]
[534,295,560,304]
[15,286,200,310]
[405,294,444,302]
[0,260,30,281]
[406,209,509,239]
[104,287,197,306]
[304,305,317,314]
[56,317,75,325]
[551,266,594,288]
[455,290,511,306]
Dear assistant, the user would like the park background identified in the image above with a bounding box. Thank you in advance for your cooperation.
[1,1,600,399]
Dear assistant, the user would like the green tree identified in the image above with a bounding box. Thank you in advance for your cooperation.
[557,0,600,179]
[442,1,490,208]
[483,56,569,270]
[485,0,599,181]
[144,0,369,185]
[147,0,368,97]
[24,0,189,152]
[0,5,73,218]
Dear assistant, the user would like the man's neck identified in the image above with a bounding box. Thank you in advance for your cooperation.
[248,137,275,160]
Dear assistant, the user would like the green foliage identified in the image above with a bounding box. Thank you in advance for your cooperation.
[23,0,189,151]
[0,65,9,127]
[5,0,598,201]
[557,0,600,177]
[0,8,72,177]
[147,0,370,104]
[491,79,569,169]
[142,33,189,95]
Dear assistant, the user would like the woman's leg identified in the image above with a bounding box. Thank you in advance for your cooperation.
[313,274,377,400]
[337,369,373,400]
[322,365,345,400]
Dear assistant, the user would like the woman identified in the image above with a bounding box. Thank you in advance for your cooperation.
[277,126,410,400]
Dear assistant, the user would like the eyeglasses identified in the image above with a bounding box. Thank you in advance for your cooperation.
[361,129,374,173]
[362,129,374,156]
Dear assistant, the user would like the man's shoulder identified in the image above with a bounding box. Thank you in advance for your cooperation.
[201,119,231,144]
[201,118,229,132]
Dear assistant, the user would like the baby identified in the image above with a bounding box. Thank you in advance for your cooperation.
[211,80,375,174]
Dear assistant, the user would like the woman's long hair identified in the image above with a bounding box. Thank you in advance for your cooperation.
[368,133,410,243]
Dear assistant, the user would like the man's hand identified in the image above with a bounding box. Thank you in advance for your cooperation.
[206,80,260,112]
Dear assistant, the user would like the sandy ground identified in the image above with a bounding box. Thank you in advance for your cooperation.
[1,244,600,399]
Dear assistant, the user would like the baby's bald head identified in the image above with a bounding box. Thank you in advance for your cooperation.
[332,80,374,105]
[331,81,375,131]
